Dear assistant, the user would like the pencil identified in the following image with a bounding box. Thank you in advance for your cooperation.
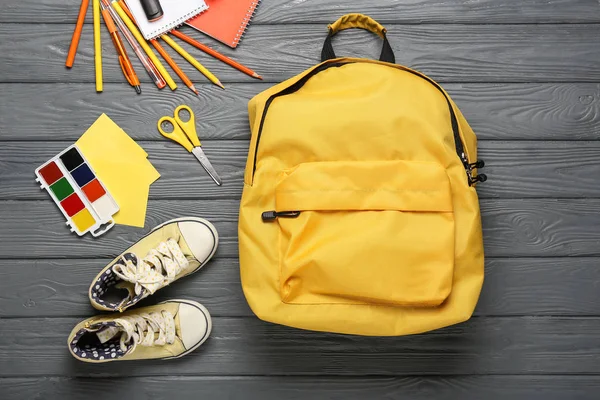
[117,1,198,96]
[161,35,224,89]
[93,0,103,92]
[170,29,262,80]
[66,0,90,68]
[111,1,177,90]
[151,39,199,95]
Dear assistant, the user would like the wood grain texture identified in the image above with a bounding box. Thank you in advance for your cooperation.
[4,140,600,200]
[2,23,600,83]
[1,316,600,377]
[3,0,600,24]
[3,375,600,400]
[1,83,598,142]
[1,198,600,259]
[1,257,599,318]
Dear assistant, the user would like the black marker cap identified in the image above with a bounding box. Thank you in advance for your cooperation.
[141,0,164,22]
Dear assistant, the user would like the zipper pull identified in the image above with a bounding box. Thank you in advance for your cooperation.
[469,160,485,169]
[262,210,301,222]
[471,174,488,184]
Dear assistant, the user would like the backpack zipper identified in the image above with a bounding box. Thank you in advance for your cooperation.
[251,61,484,193]
[262,210,301,222]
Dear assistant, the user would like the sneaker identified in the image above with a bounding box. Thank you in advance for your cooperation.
[68,299,212,362]
[89,217,218,312]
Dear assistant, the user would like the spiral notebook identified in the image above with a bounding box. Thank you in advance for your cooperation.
[186,0,261,48]
[124,0,208,40]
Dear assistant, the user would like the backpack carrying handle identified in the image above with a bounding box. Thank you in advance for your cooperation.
[321,14,395,63]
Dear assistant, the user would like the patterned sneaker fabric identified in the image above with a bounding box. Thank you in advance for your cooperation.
[69,322,132,361]
[90,239,190,311]
[70,310,176,361]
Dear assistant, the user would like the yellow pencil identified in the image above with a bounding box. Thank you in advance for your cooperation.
[160,35,224,89]
[111,1,177,90]
[93,0,103,92]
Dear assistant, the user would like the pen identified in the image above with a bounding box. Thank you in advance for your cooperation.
[101,4,141,94]
[117,1,198,96]
[112,0,178,90]
[100,0,166,89]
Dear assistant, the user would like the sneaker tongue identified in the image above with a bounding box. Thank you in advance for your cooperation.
[95,325,123,344]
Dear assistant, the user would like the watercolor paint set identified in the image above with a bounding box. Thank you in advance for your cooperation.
[35,145,119,237]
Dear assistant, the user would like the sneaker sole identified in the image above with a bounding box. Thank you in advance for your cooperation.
[161,299,213,360]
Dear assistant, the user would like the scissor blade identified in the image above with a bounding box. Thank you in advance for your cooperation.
[192,147,222,186]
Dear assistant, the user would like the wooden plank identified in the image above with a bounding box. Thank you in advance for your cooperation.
[1,257,599,318]
[1,24,599,83]
[0,257,252,318]
[1,316,600,376]
[4,140,600,200]
[1,198,600,259]
[3,375,600,400]
[3,0,600,24]
[0,199,240,259]
[1,83,598,142]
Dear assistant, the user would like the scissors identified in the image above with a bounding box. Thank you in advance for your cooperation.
[157,105,222,186]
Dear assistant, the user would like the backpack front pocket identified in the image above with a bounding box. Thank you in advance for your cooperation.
[266,160,455,307]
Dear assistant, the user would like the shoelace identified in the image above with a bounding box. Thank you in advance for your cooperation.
[112,238,190,296]
[114,310,176,352]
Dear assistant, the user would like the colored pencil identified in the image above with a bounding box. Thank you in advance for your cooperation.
[93,0,103,92]
[112,1,177,90]
[66,0,90,68]
[170,29,262,80]
[151,39,199,95]
[161,35,224,89]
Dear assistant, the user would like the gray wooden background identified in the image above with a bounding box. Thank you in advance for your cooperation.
[1,0,600,398]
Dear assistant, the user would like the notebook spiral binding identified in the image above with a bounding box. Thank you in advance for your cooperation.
[233,0,261,47]
[147,3,209,40]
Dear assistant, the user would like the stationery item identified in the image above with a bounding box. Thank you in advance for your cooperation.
[101,6,141,94]
[171,29,262,80]
[140,0,164,22]
[151,39,199,95]
[118,1,198,95]
[66,0,90,68]
[35,145,119,236]
[186,0,261,49]
[161,35,224,89]
[77,114,161,227]
[157,105,222,186]
[123,0,207,40]
[101,0,166,89]
[93,0,103,92]
[112,1,177,90]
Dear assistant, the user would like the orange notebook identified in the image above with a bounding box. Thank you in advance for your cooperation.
[186,0,261,48]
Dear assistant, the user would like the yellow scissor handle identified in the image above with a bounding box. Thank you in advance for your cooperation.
[174,105,201,147]
[157,115,194,153]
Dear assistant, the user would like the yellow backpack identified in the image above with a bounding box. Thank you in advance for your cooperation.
[238,14,486,336]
